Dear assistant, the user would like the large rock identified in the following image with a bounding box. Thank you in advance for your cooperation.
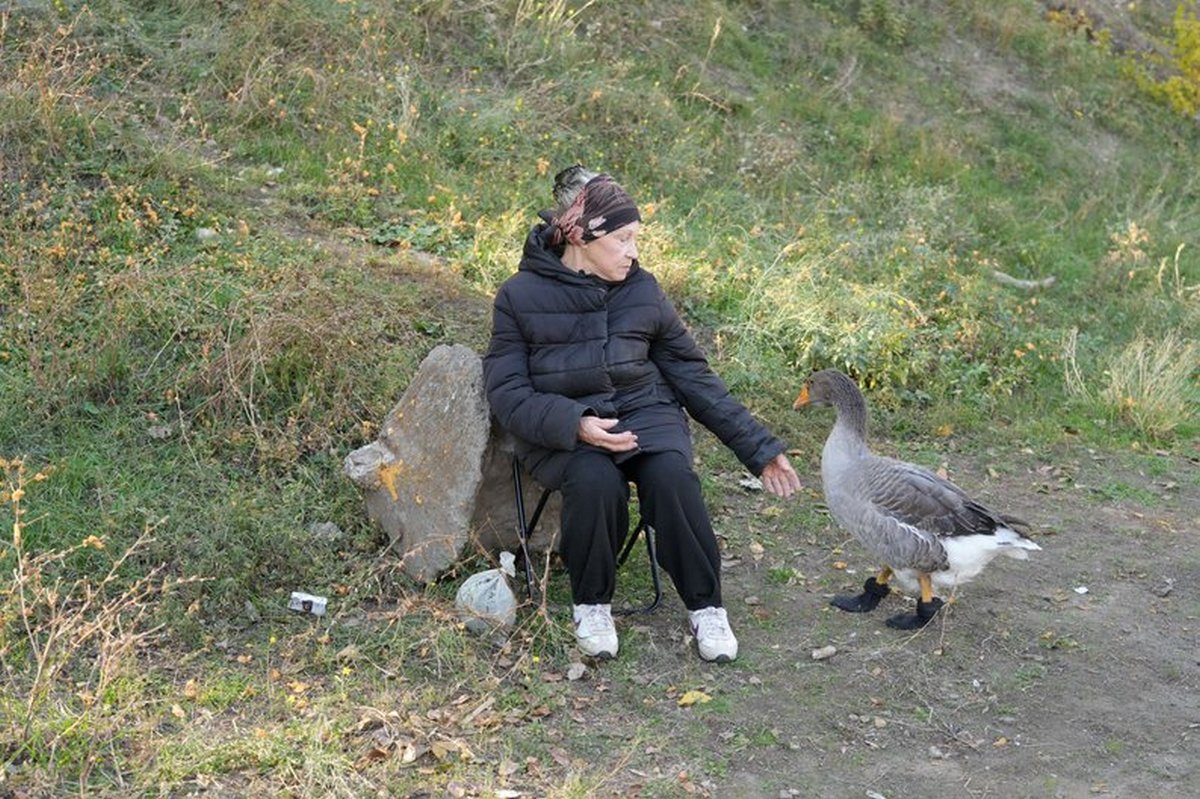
[343,344,559,583]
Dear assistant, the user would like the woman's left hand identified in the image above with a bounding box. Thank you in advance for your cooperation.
[760,453,801,499]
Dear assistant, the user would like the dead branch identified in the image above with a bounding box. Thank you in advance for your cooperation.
[991,269,1056,290]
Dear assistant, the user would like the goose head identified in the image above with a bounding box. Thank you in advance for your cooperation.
[793,369,866,413]
[793,369,870,441]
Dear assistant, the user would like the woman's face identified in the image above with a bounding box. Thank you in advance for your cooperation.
[573,221,640,282]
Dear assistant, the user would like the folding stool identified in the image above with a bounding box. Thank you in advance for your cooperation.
[511,455,662,615]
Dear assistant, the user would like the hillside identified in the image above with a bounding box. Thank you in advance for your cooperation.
[1,1,1198,796]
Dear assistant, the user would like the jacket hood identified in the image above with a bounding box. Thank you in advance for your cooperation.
[520,213,640,285]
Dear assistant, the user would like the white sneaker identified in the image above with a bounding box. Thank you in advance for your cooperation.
[573,604,618,658]
[689,606,738,663]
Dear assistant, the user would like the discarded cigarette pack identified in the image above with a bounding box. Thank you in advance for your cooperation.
[288,591,327,616]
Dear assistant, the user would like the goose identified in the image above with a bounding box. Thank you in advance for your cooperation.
[793,369,1041,629]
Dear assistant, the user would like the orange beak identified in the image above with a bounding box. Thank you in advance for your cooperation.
[792,384,810,410]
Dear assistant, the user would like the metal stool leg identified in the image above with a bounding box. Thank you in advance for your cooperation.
[511,456,549,603]
[615,521,662,616]
[513,455,661,616]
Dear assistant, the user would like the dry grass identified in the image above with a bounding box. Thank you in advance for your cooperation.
[0,458,202,781]
[1062,327,1197,439]
[1101,330,1198,439]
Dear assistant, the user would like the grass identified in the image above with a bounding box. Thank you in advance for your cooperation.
[1094,480,1163,505]
[1,0,1198,795]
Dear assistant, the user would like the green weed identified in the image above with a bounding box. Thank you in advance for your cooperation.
[1094,481,1162,505]
[1012,663,1046,691]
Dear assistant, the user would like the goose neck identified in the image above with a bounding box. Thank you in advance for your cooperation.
[833,398,869,442]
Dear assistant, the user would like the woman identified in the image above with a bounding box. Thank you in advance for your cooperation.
[484,165,800,662]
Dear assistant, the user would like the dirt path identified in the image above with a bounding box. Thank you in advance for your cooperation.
[543,443,1198,798]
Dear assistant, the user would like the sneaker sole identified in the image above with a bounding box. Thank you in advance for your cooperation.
[579,648,617,659]
[577,638,618,659]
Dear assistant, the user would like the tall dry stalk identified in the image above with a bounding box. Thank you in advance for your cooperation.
[1061,326,1091,400]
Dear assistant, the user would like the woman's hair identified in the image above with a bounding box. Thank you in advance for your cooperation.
[552,164,599,216]
[548,164,640,248]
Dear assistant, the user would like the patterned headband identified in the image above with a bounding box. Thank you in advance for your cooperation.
[551,174,641,248]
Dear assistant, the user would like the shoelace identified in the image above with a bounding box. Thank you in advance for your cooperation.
[692,608,732,639]
[577,605,614,634]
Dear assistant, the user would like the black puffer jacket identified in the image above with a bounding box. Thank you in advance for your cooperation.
[483,218,785,489]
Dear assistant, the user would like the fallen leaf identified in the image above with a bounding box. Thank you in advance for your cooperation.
[677,690,712,707]
[359,746,391,764]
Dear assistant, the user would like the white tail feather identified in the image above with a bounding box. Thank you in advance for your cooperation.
[895,529,1043,593]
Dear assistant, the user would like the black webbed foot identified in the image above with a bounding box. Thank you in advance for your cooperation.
[885,597,944,630]
[830,576,891,613]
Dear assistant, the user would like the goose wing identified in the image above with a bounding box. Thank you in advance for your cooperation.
[861,455,1008,538]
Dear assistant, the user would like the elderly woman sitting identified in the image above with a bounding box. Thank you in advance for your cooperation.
[484,165,800,662]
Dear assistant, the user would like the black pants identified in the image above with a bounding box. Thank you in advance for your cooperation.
[558,449,722,611]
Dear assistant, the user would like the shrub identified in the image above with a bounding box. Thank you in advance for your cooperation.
[1152,4,1200,117]
[1128,3,1200,118]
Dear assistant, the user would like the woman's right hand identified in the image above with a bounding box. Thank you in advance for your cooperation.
[760,452,801,499]
[578,416,639,453]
